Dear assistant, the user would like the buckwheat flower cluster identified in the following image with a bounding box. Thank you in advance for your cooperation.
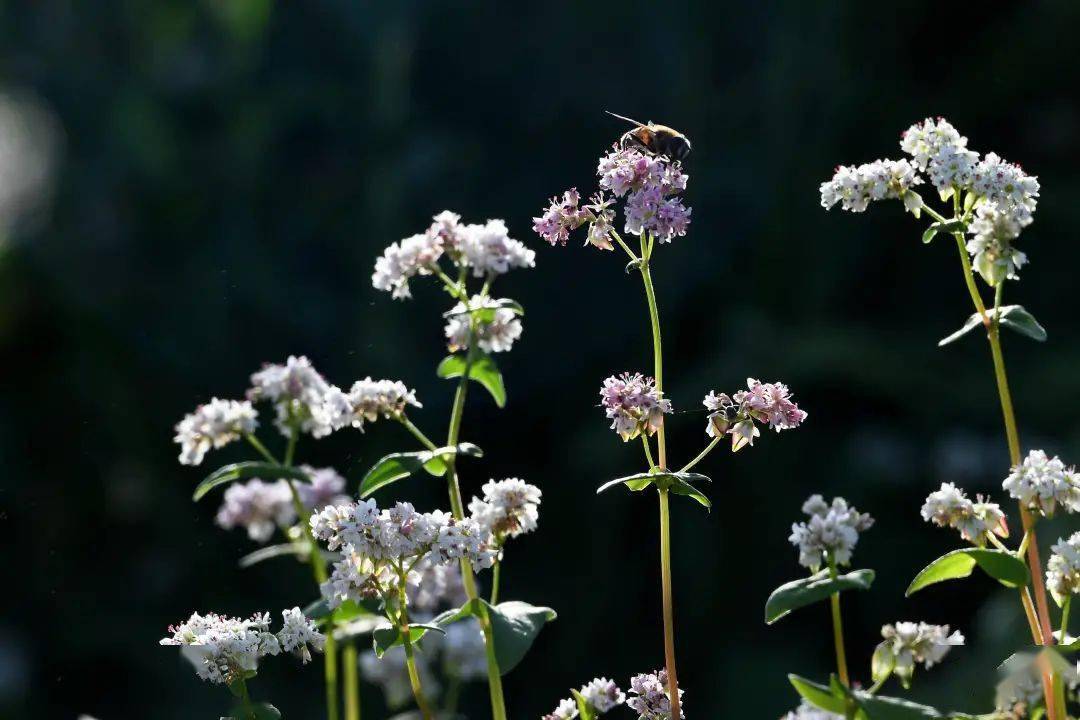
[296,465,350,510]
[877,621,964,687]
[533,188,619,251]
[819,158,923,213]
[468,478,542,541]
[783,701,842,720]
[580,677,626,713]
[1047,531,1080,603]
[920,482,1007,546]
[542,698,581,720]
[160,608,323,684]
[311,500,496,608]
[627,669,683,720]
[460,219,536,277]
[335,377,422,430]
[215,467,348,543]
[445,296,523,353]
[966,202,1029,286]
[408,558,468,613]
[703,378,807,451]
[600,372,672,441]
[174,398,258,466]
[1002,449,1080,517]
[789,495,874,571]
[372,227,448,300]
[248,355,339,438]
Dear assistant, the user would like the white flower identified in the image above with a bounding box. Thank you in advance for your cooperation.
[159,611,283,684]
[927,144,979,198]
[600,372,672,441]
[920,482,1007,546]
[966,202,1029,286]
[789,495,874,570]
[783,701,842,720]
[543,698,580,720]
[627,669,682,720]
[216,479,296,543]
[900,117,967,171]
[1047,531,1080,604]
[296,466,350,511]
[277,607,325,664]
[174,398,258,466]
[445,296,524,354]
[337,377,422,431]
[468,478,542,541]
[579,677,625,713]
[460,219,536,277]
[372,232,445,300]
[878,621,964,687]
[248,356,336,438]
[1003,449,1080,517]
[972,152,1039,222]
[819,158,922,213]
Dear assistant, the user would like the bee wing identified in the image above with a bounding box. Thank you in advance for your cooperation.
[604,110,646,128]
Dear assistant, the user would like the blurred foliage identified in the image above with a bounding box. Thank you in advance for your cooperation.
[2,1,1080,718]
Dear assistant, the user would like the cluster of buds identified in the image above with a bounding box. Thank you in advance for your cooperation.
[444,295,523,354]
[627,669,683,720]
[467,478,542,543]
[875,621,964,688]
[1047,531,1080,604]
[174,398,258,466]
[1002,449,1080,518]
[702,378,807,451]
[789,494,874,571]
[599,372,672,441]
[920,482,1008,546]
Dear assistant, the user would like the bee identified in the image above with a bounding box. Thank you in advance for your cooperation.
[606,111,691,161]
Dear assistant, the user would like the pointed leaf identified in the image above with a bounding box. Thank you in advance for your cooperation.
[437,352,507,407]
[193,462,308,501]
[238,542,309,568]
[359,451,429,497]
[907,548,1029,596]
[372,622,445,658]
[851,691,945,719]
[872,641,897,684]
[787,674,847,714]
[596,471,710,498]
[766,569,875,624]
[485,600,557,675]
[571,689,596,720]
[938,312,984,347]
[997,305,1047,342]
[669,476,711,509]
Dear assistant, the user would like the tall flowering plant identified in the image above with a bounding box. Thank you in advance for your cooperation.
[534,143,807,719]
[164,212,554,720]
[790,117,1079,720]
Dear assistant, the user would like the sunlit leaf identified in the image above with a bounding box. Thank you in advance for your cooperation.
[437,352,507,407]
[372,622,444,658]
[906,548,1029,596]
[359,443,483,497]
[193,462,307,501]
[765,569,875,624]
[788,674,846,714]
[939,305,1046,347]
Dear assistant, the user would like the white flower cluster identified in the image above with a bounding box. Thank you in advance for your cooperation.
[782,701,842,720]
[702,378,807,451]
[920,482,1007,547]
[819,158,923,213]
[174,398,258,466]
[1003,449,1080,518]
[468,478,542,541]
[599,372,673,441]
[327,377,422,431]
[445,296,523,353]
[1047,531,1080,603]
[159,608,324,684]
[248,355,337,438]
[215,466,349,543]
[311,500,496,609]
[627,669,683,720]
[373,210,535,300]
[822,117,1040,286]
[789,495,874,571]
[878,621,964,687]
[408,557,469,613]
[542,677,626,720]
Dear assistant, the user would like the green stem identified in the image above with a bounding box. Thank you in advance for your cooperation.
[442,316,508,720]
[237,678,257,720]
[827,556,850,687]
[398,584,434,720]
[444,675,462,716]
[244,433,279,464]
[679,437,721,473]
[398,415,439,451]
[608,229,640,262]
[658,489,682,720]
[343,640,361,720]
[490,556,502,605]
[1062,596,1073,644]
[639,262,667,469]
[642,434,657,470]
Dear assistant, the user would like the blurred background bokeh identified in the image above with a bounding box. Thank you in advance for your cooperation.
[3,1,1080,718]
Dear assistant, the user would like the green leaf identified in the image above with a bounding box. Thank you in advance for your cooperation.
[851,692,945,719]
[571,689,596,720]
[996,305,1047,342]
[486,600,557,675]
[625,258,644,274]
[238,542,308,568]
[787,674,846,714]
[765,569,875,624]
[228,702,282,719]
[372,622,445,658]
[872,641,896,684]
[906,548,1030,596]
[939,305,1047,347]
[437,352,507,408]
[193,462,308,501]
[596,471,711,502]
[359,443,483,497]
[921,226,938,244]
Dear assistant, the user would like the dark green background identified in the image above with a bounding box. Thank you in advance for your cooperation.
[3,1,1080,718]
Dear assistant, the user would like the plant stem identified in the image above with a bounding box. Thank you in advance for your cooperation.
[679,437,721,473]
[490,556,502,605]
[444,675,462,716]
[608,229,640,262]
[237,677,257,720]
[443,317,508,720]
[398,415,439,451]
[398,596,434,720]
[949,232,1059,719]
[639,237,680,719]
[1063,596,1073,643]
[244,433,280,464]
[827,556,850,687]
[658,488,682,720]
[642,434,657,470]
[343,640,361,720]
